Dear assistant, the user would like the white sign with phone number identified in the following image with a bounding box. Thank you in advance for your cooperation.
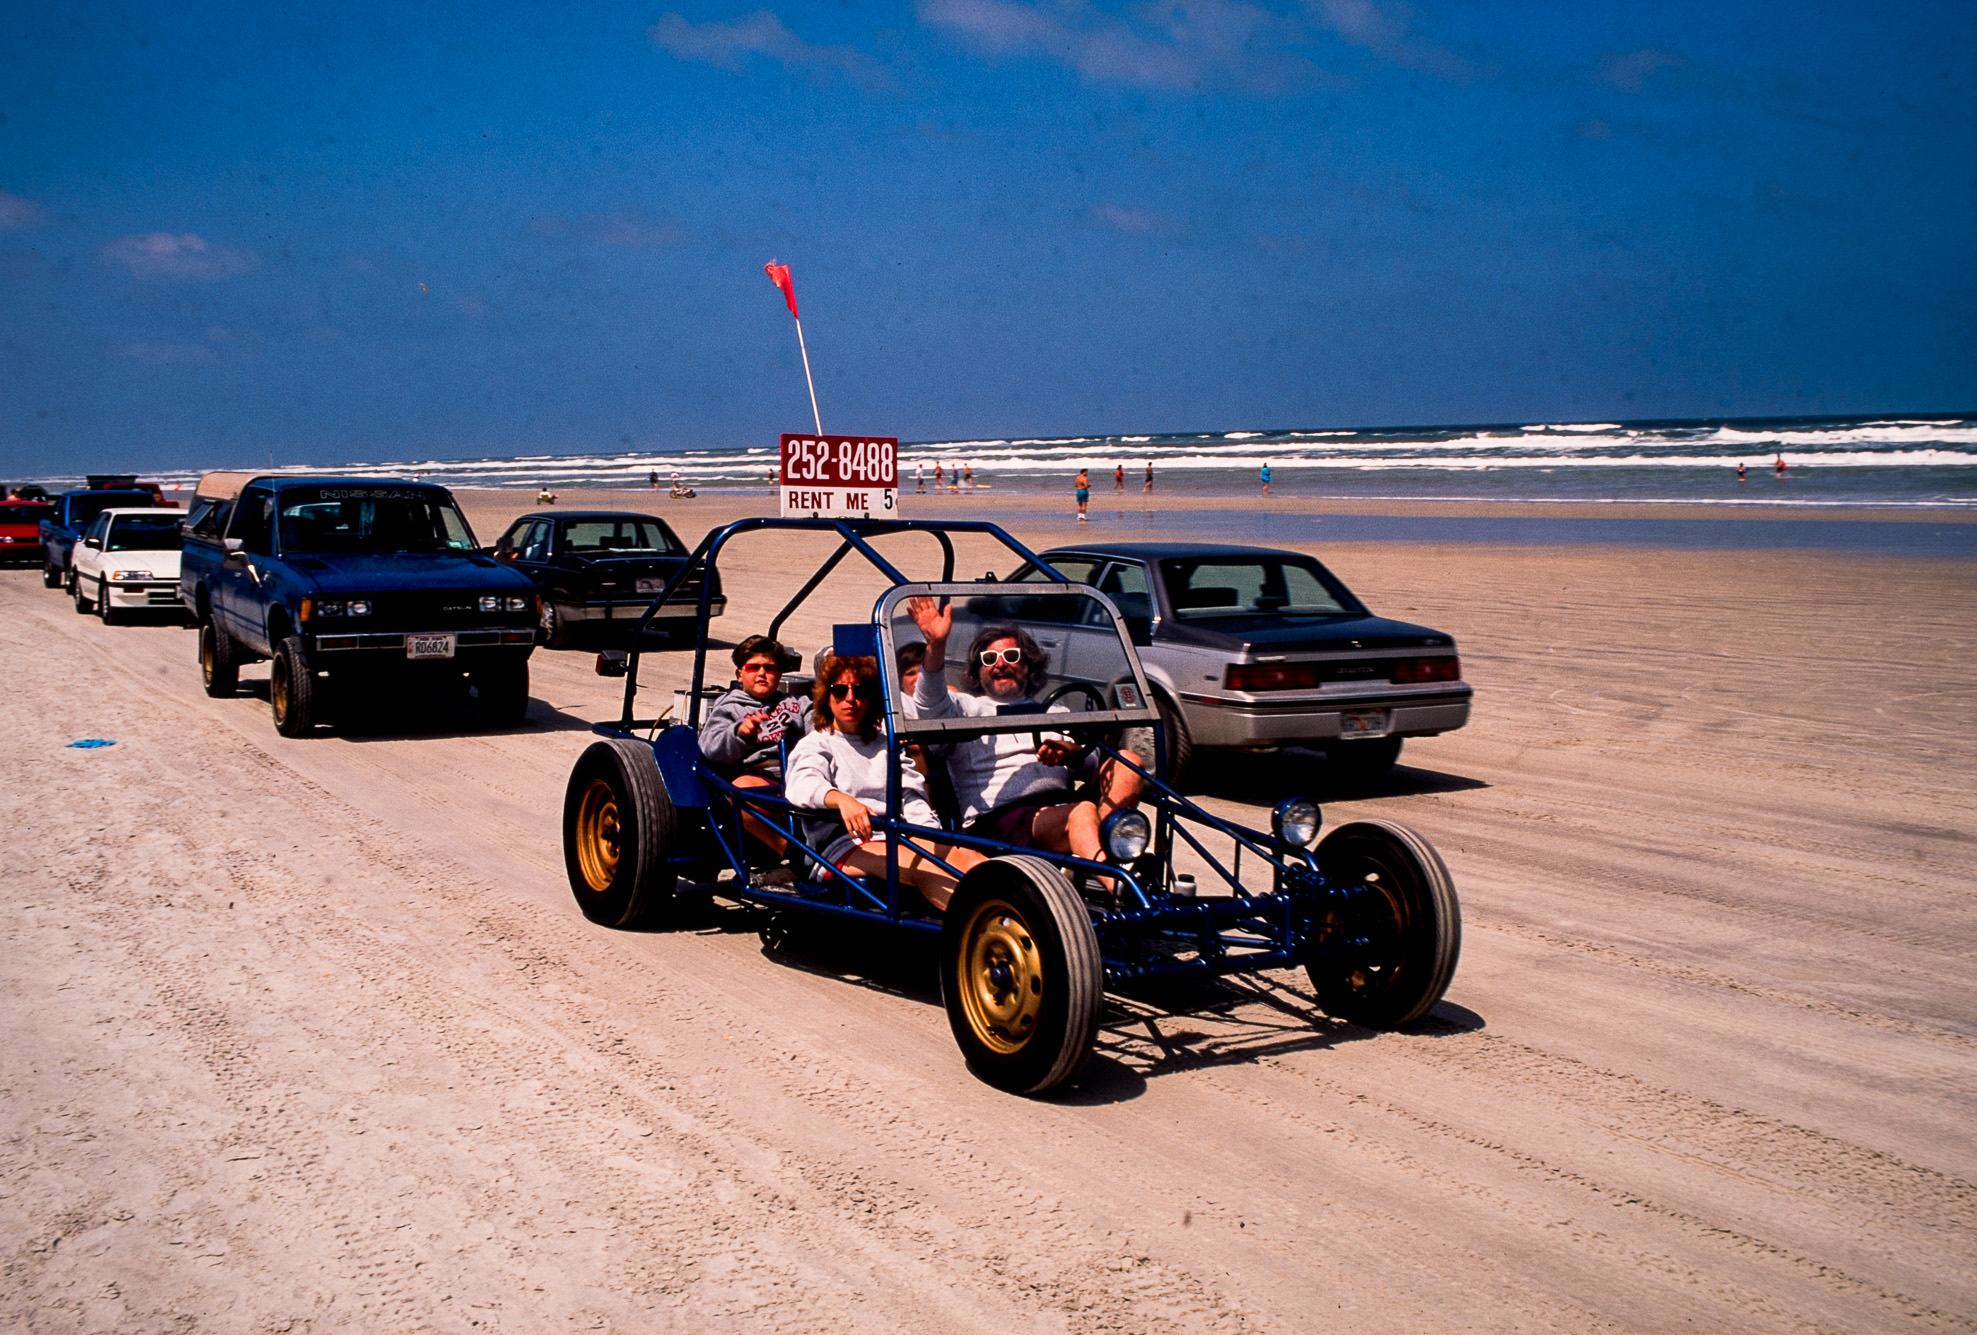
[780,433,899,518]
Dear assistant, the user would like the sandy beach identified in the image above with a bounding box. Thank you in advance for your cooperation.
[4,488,1973,1333]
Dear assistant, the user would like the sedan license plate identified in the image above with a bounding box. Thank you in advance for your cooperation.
[1339,709,1390,739]
[406,633,457,660]
[636,578,665,594]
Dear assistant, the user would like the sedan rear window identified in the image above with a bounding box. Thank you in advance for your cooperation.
[562,519,683,554]
[1160,558,1364,618]
[0,504,51,523]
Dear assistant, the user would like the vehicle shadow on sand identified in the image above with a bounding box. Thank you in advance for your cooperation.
[1185,746,1490,805]
[731,905,1486,1105]
[233,678,598,739]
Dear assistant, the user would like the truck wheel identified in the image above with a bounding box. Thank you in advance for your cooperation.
[270,637,319,737]
[1307,819,1460,1029]
[199,622,240,697]
[42,563,60,589]
[1154,694,1196,790]
[1327,736,1402,784]
[539,600,572,649]
[96,579,119,626]
[471,658,531,726]
[72,576,92,614]
[563,738,677,928]
[941,855,1103,1095]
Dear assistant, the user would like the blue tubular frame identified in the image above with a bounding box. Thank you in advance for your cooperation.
[595,516,1393,988]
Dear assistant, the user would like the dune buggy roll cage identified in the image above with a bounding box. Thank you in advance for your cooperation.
[599,517,1372,989]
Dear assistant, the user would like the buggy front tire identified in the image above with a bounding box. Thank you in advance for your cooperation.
[199,621,239,697]
[942,855,1103,1095]
[563,738,677,928]
[1308,819,1460,1028]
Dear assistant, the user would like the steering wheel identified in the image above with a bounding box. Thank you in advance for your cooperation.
[1033,682,1109,754]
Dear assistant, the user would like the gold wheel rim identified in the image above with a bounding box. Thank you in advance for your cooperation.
[200,629,213,684]
[958,898,1043,1055]
[272,655,289,721]
[574,777,622,894]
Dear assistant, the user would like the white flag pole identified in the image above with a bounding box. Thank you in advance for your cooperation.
[793,316,823,436]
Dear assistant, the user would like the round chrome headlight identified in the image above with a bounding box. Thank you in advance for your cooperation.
[1101,808,1152,863]
[1272,797,1321,848]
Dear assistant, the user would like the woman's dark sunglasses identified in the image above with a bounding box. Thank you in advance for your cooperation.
[828,682,878,701]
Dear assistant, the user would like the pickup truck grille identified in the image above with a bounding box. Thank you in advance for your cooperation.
[314,590,536,631]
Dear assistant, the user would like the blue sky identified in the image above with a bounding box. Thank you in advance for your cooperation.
[1,1,1970,474]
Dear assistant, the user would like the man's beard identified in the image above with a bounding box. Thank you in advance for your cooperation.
[985,669,1027,698]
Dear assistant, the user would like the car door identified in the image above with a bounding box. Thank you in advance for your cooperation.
[216,486,275,648]
[74,513,110,589]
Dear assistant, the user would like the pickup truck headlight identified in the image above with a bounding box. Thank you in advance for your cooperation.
[1101,809,1152,863]
[1272,797,1321,848]
[110,569,154,581]
[504,595,530,612]
[314,599,344,618]
[346,599,371,616]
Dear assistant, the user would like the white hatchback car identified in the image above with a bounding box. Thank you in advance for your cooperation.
[70,506,188,624]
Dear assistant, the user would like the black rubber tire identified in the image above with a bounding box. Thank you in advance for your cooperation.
[96,579,118,625]
[941,854,1103,1095]
[199,621,239,697]
[1327,736,1403,784]
[539,600,572,649]
[471,657,531,726]
[1154,693,1196,790]
[42,563,61,589]
[72,575,91,614]
[270,636,319,737]
[563,738,677,928]
[1307,819,1460,1029]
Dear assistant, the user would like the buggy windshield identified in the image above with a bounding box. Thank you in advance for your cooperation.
[879,584,1158,738]
[278,487,478,554]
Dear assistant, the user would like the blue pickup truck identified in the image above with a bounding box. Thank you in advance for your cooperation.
[179,473,541,737]
[40,487,161,589]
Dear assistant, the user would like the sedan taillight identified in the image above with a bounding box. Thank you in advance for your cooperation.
[1392,656,1460,683]
[1225,662,1321,691]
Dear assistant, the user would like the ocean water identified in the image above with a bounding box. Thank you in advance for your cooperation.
[124,413,1977,509]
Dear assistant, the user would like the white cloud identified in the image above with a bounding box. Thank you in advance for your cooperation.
[528,212,689,248]
[1306,0,1476,78]
[0,190,45,231]
[649,10,888,86]
[102,233,258,281]
[1600,48,1682,93]
[921,0,1335,91]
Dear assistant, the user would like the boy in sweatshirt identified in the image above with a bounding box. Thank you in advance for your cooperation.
[702,635,814,862]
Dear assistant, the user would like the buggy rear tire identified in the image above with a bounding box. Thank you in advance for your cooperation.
[941,855,1103,1095]
[1308,819,1459,1028]
[199,621,240,697]
[564,738,677,928]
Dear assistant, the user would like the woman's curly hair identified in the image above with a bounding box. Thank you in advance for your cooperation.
[812,653,882,740]
[962,624,1050,695]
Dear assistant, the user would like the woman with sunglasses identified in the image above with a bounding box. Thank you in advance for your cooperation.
[783,652,986,910]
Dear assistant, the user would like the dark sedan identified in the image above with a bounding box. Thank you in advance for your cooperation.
[1016,541,1472,785]
[491,510,724,647]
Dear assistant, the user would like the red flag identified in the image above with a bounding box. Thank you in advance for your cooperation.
[764,261,799,320]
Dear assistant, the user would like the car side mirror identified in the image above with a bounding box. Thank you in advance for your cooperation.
[83,537,100,550]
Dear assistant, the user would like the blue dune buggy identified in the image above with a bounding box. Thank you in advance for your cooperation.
[563,517,1460,1095]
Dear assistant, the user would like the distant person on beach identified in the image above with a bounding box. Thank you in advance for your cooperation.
[1114,464,1125,493]
[1075,468,1090,522]
[963,462,973,491]
[1738,462,1748,482]
[916,464,925,494]
[649,469,659,489]
[1261,463,1272,496]
[537,486,557,504]
[1144,461,1154,493]
[1775,453,1788,477]
[934,463,945,492]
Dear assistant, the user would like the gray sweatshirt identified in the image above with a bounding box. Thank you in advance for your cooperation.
[784,728,940,832]
[912,662,1074,821]
[700,683,813,777]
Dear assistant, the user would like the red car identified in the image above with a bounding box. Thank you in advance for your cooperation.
[0,499,53,565]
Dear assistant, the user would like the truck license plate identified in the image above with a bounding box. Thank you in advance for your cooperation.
[406,633,457,660]
[1339,709,1390,738]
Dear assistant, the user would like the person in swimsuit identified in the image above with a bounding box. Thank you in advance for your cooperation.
[1143,461,1154,492]
[1075,468,1090,522]
[1114,464,1125,492]
[783,652,985,911]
